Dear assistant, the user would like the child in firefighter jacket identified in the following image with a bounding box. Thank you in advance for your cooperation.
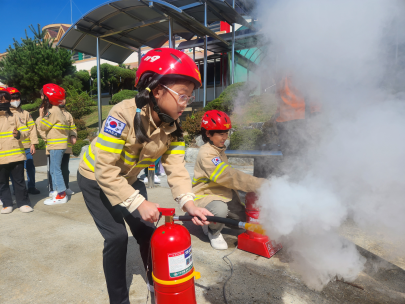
[193,110,266,250]
[77,48,212,304]
[0,88,33,214]
[37,84,71,205]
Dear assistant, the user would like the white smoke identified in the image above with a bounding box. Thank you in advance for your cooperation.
[254,0,405,290]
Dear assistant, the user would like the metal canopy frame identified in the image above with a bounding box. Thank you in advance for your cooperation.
[57,0,257,131]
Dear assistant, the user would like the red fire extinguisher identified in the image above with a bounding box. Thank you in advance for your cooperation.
[151,208,201,304]
[238,192,282,258]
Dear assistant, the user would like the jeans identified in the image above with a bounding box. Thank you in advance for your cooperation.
[78,172,154,304]
[24,148,36,189]
[48,154,70,192]
[49,149,67,193]
[0,161,31,208]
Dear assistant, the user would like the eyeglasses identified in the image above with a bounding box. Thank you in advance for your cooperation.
[161,85,195,105]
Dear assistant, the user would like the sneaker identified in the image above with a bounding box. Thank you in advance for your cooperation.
[1,207,13,214]
[44,192,68,206]
[0,199,3,206]
[49,191,57,198]
[65,188,75,196]
[202,225,209,236]
[143,177,148,183]
[159,172,166,177]
[28,188,41,195]
[208,232,228,250]
[154,175,161,184]
[20,205,34,213]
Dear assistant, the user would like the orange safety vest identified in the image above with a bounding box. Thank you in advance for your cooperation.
[276,77,306,123]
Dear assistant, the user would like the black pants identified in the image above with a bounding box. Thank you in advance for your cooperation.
[0,161,31,208]
[77,172,155,304]
[48,154,70,192]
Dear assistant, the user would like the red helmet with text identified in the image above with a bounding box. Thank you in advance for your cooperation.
[42,84,65,105]
[135,48,202,89]
[201,110,232,130]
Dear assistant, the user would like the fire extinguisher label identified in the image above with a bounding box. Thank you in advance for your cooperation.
[168,246,193,278]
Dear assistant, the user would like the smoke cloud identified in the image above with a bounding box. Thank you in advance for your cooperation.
[253,0,405,290]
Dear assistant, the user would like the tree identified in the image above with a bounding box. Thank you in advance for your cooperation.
[0,24,76,101]
[90,63,136,95]
[61,75,83,92]
[76,70,91,92]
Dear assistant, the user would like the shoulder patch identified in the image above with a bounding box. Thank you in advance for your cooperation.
[44,112,51,118]
[211,157,222,166]
[19,117,25,124]
[104,115,126,138]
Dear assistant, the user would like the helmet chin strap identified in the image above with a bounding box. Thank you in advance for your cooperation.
[150,93,175,125]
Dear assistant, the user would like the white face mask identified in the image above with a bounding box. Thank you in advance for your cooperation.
[10,100,21,108]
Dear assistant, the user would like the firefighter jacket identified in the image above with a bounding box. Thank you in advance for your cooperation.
[10,107,39,149]
[192,143,265,208]
[37,106,73,151]
[0,110,31,165]
[62,108,77,154]
[78,99,192,211]
[35,108,77,155]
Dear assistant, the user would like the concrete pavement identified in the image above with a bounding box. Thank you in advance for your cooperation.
[0,160,404,303]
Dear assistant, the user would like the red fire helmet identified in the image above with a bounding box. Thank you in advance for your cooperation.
[201,110,232,131]
[0,87,7,92]
[43,84,65,105]
[6,87,20,94]
[135,48,202,89]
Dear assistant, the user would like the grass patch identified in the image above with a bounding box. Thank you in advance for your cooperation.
[82,105,114,128]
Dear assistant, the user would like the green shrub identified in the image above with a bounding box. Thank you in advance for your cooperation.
[229,128,263,150]
[181,109,205,139]
[65,90,95,119]
[35,138,46,150]
[72,140,89,156]
[110,90,138,105]
[184,134,191,147]
[21,98,42,112]
[204,82,245,113]
[77,130,89,140]
[74,119,87,131]
[230,93,278,127]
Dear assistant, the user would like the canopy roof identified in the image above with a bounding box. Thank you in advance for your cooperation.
[58,0,257,63]
[177,28,264,53]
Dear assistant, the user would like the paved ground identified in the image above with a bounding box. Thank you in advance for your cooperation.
[0,159,404,303]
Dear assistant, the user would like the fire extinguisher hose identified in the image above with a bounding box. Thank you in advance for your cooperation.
[175,215,239,226]
[173,216,266,235]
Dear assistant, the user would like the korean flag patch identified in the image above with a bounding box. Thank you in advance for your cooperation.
[211,157,221,166]
[104,115,126,138]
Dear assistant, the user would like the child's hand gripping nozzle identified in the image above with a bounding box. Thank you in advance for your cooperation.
[237,192,282,258]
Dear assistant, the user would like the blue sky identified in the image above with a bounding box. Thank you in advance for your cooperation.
[1,0,106,53]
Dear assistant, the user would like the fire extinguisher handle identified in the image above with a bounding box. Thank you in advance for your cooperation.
[157,208,175,216]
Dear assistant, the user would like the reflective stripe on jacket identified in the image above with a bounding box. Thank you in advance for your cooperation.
[0,110,30,165]
[62,109,77,154]
[10,107,39,149]
[78,99,191,207]
[37,106,70,151]
[192,143,265,208]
